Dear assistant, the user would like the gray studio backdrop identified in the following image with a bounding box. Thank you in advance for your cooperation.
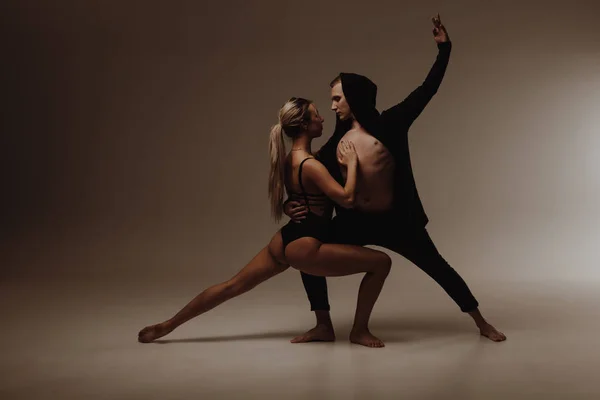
[3,1,599,291]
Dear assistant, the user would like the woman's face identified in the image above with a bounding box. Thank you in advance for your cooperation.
[306,104,324,138]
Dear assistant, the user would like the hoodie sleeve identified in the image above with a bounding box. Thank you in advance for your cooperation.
[315,135,336,166]
[382,41,452,130]
[315,126,344,173]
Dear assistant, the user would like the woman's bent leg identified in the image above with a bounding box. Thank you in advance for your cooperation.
[285,238,391,348]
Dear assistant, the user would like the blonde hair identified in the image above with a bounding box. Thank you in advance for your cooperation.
[268,97,313,221]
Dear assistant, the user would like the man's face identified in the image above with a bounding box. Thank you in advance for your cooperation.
[330,82,353,121]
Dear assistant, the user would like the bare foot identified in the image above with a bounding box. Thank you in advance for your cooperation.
[349,329,385,348]
[138,322,174,343]
[479,323,506,342]
[290,324,336,343]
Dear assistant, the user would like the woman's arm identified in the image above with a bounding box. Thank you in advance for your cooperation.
[303,140,358,209]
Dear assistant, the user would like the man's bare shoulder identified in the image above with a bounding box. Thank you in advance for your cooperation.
[342,127,374,142]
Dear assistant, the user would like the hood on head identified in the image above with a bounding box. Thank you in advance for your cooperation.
[337,72,380,131]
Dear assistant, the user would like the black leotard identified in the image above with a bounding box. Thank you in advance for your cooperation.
[280,157,333,249]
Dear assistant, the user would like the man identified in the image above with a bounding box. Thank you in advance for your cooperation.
[284,14,506,343]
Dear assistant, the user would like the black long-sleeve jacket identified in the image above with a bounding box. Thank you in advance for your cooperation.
[316,41,452,228]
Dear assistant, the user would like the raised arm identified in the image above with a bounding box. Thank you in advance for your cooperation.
[382,14,452,129]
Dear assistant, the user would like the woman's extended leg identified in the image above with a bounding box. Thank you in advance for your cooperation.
[138,232,289,343]
[285,238,392,348]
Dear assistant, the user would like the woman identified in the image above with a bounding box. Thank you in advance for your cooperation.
[138,97,391,347]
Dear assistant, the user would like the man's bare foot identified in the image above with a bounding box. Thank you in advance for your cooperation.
[479,323,506,342]
[349,329,385,348]
[138,322,174,343]
[290,324,336,343]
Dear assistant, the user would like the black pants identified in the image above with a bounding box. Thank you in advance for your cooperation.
[300,210,479,313]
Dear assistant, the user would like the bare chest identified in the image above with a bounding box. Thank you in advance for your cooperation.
[338,129,396,211]
[339,130,395,172]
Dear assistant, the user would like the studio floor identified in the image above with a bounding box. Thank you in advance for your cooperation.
[2,271,599,399]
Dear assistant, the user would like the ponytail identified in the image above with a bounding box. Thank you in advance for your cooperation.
[268,123,286,221]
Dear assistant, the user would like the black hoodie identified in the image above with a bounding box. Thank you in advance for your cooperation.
[316,41,452,228]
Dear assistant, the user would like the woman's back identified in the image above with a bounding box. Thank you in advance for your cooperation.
[284,153,333,218]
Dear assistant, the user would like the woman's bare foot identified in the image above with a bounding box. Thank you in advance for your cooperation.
[479,323,506,342]
[349,328,385,348]
[290,324,336,343]
[138,322,174,343]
